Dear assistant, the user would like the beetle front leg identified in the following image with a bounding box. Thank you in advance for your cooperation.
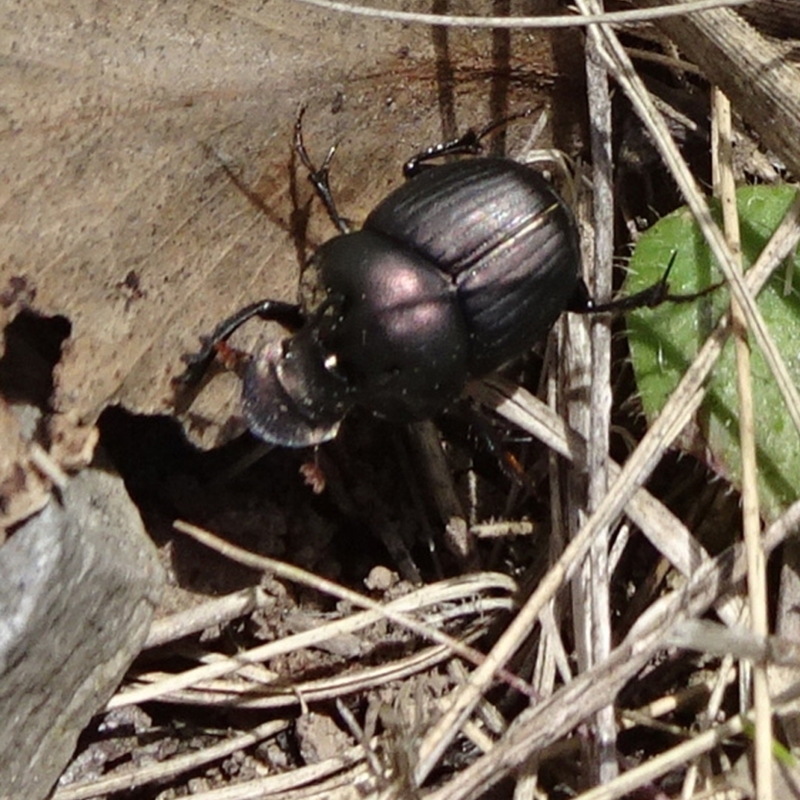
[177,299,305,386]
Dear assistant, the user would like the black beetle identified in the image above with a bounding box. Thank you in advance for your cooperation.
[181,112,674,446]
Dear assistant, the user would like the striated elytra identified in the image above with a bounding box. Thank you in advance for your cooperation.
[182,123,590,448]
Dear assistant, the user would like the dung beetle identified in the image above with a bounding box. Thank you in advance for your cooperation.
[181,111,676,446]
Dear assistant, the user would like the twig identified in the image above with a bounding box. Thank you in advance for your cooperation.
[288,0,752,28]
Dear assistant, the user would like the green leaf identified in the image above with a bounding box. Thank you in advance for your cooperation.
[624,186,800,522]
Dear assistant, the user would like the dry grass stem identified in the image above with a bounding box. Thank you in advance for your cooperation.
[111,523,518,710]
[144,587,269,649]
[613,4,800,440]
[289,0,752,29]
[424,503,800,799]
[712,85,773,800]
[52,721,289,800]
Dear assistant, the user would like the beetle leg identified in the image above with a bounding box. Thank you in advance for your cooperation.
[569,252,723,315]
[294,107,351,235]
[177,299,305,386]
[403,108,537,178]
[569,274,675,314]
[566,277,596,314]
[403,129,483,178]
[450,401,539,495]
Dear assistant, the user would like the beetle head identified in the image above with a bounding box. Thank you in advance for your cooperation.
[242,325,352,447]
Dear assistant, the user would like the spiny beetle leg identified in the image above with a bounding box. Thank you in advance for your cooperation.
[403,108,537,178]
[294,107,351,235]
[178,299,304,386]
[569,252,723,315]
